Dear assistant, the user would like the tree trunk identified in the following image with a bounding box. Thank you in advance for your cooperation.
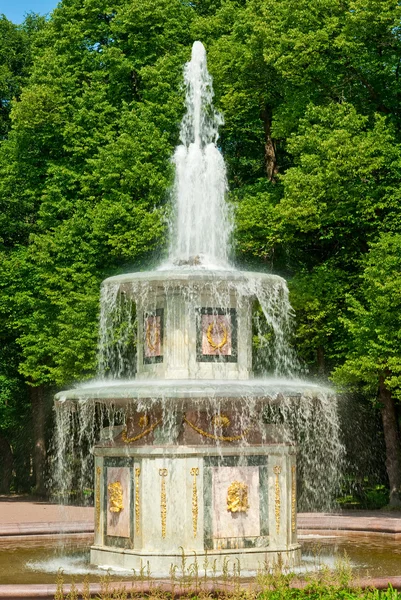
[379,373,401,507]
[0,434,13,493]
[260,105,278,182]
[30,385,47,496]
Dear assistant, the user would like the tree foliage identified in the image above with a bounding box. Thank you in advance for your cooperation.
[333,234,401,398]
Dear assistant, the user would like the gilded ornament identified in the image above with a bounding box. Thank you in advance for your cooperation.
[108,481,123,513]
[95,466,101,532]
[184,416,248,442]
[206,321,228,350]
[159,468,168,539]
[291,465,296,534]
[122,418,161,443]
[273,466,282,534]
[212,414,230,428]
[190,467,199,538]
[135,467,141,535]
[145,318,160,352]
[227,481,249,513]
[138,414,149,429]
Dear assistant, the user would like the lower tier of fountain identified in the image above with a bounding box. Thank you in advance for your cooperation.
[91,442,300,573]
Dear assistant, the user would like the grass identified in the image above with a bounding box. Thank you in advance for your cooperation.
[54,554,400,600]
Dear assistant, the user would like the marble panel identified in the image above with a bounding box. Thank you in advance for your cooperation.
[143,309,163,364]
[196,308,238,363]
[212,466,260,539]
[106,466,131,538]
[201,314,232,356]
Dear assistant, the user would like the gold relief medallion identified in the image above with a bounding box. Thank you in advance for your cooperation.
[212,414,231,428]
[108,481,123,513]
[207,321,228,350]
[138,414,149,429]
[227,481,250,513]
[197,308,237,362]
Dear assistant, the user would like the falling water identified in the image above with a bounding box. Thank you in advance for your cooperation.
[53,386,344,511]
[169,41,232,267]
[97,274,300,380]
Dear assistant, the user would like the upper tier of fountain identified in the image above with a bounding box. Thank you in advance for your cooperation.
[96,264,298,382]
[57,42,301,398]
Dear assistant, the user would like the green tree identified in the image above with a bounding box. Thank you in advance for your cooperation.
[0,12,47,493]
[198,0,401,187]
[274,102,401,375]
[195,0,401,495]
[0,0,193,494]
[333,234,401,506]
[0,13,45,139]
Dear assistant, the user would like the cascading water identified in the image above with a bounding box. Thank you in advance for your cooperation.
[53,41,345,573]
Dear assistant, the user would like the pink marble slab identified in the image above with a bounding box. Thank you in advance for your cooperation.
[212,466,260,539]
[106,467,130,538]
[201,314,232,356]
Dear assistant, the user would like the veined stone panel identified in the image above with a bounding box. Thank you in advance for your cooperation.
[212,466,260,539]
[106,467,131,538]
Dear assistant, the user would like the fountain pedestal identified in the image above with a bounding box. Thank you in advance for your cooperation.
[91,440,300,572]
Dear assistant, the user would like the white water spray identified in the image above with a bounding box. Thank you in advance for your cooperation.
[169,41,232,267]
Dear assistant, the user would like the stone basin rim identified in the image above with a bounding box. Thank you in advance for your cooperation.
[55,378,333,403]
[102,267,286,287]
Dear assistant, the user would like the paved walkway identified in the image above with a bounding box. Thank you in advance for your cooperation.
[298,510,401,538]
[0,496,93,523]
[0,496,93,536]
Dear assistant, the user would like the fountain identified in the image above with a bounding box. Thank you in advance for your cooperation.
[54,41,343,574]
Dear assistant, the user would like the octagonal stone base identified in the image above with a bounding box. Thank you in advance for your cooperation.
[91,443,300,574]
[90,545,301,573]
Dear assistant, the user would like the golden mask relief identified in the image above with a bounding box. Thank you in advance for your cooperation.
[108,481,124,513]
[227,481,250,513]
[212,414,231,428]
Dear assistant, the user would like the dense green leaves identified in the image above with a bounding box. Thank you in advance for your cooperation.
[0,0,193,388]
[0,14,39,138]
[2,0,401,388]
[333,234,401,398]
